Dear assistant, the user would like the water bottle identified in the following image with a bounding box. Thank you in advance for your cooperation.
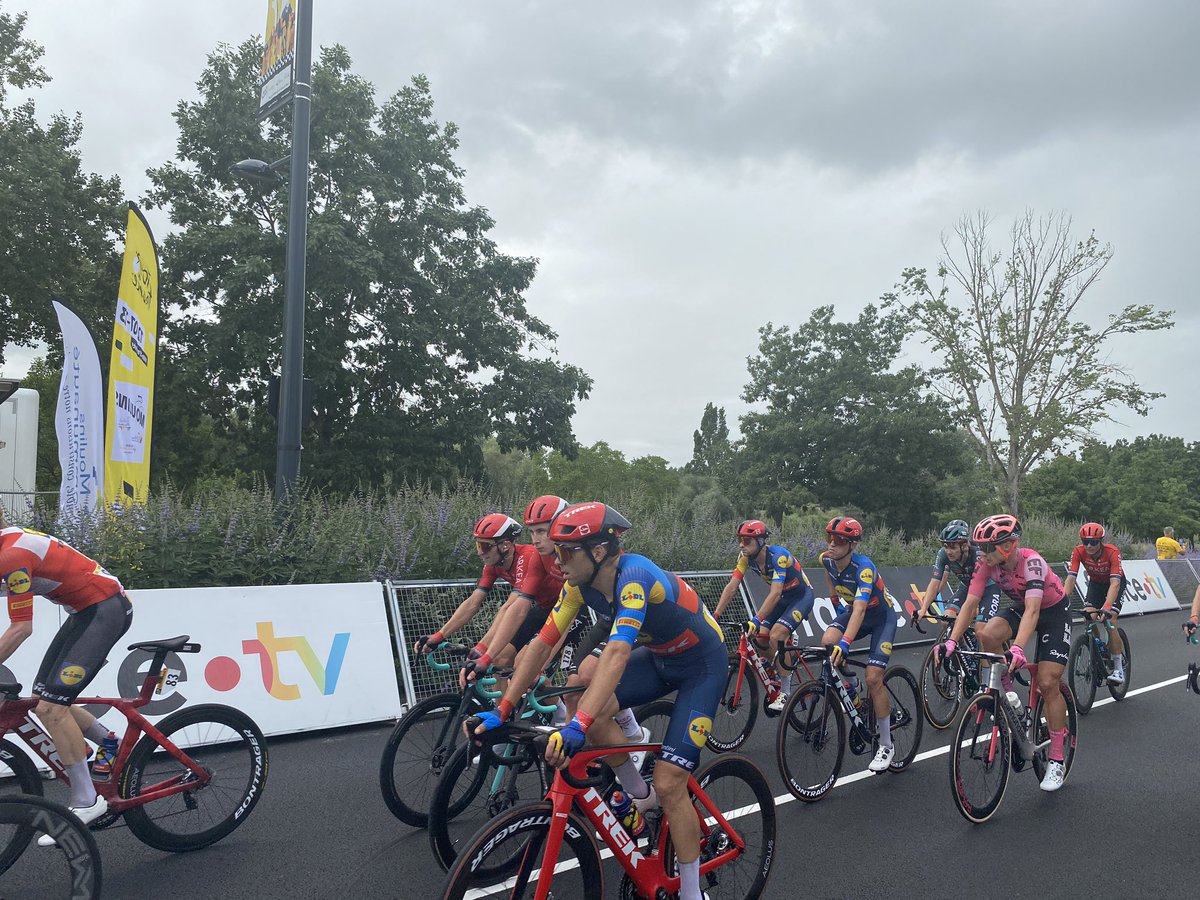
[846,673,864,710]
[1004,691,1022,713]
[609,790,644,837]
[92,732,119,782]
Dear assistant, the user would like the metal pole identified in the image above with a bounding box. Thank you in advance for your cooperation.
[276,0,313,500]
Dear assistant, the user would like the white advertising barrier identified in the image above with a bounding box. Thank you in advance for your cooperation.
[0,582,401,741]
[1076,559,1180,614]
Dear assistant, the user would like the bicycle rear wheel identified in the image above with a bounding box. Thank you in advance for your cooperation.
[1107,629,1131,701]
[776,682,844,802]
[664,754,777,900]
[919,646,961,729]
[949,693,1011,824]
[0,795,101,898]
[0,738,44,874]
[380,691,462,826]
[1067,634,1096,714]
[882,665,923,771]
[121,703,269,852]
[440,801,603,900]
[708,654,757,753]
[1032,681,1079,781]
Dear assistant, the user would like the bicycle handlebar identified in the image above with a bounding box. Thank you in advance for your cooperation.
[424,643,470,672]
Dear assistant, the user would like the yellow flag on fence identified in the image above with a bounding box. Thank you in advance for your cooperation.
[103,203,159,506]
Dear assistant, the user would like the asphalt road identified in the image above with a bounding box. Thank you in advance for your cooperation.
[2,610,1196,899]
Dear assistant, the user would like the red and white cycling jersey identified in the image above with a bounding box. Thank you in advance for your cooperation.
[969,547,1065,610]
[1,527,124,623]
[478,543,562,610]
[1067,543,1123,582]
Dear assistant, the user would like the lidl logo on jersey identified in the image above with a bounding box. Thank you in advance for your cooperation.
[620,584,647,609]
[6,569,31,594]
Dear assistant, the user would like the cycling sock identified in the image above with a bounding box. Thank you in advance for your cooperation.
[552,700,569,727]
[613,759,648,799]
[614,708,642,739]
[877,714,892,748]
[64,760,97,807]
[1049,727,1066,762]
[1112,654,1124,668]
[82,720,111,745]
[678,858,703,900]
[780,672,794,697]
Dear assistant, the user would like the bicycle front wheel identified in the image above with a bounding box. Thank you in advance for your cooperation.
[380,691,462,826]
[919,646,961,729]
[0,795,102,898]
[949,693,1011,824]
[776,682,844,802]
[441,801,603,900]
[708,654,757,753]
[121,703,269,852]
[0,738,45,874]
[1032,681,1079,782]
[1108,629,1131,701]
[1067,634,1096,714]
[882,665,923,771]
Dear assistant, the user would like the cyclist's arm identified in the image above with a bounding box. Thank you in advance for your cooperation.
[1104,574,1122,609]
[756,581,785,622]
[1189,584,1200,622]
[839,600,868,645]
[919,575,945,617]
[492,633,556,715]
[1010,598,1042,651]
[1061,573,1078,600]
[479,591,532,655]
[948,594,981,643]
[438,588,490,638]
[0,619,32,665]
[713,576,740,618]
[574,638,632,723]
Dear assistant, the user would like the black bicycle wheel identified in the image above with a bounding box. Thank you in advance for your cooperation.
[440,800,604,900]
[1032,681,1078,781]
[121,703,269,852]
[882,665,923,771]
[380,691,462,826]
[0,737,44,874]
[0,795,102,898]
[1107,629,1131,701]
[775,682,844,802]
[708,654,757,754]
[1067,634,1096,714]
[919,646,961,730]
[949,693,1011,824]
[663,754,777,900]
[428,739,550,870]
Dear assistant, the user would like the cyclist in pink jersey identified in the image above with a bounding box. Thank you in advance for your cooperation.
[936,514,1072,792]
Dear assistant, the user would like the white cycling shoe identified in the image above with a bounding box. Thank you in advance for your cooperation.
[628,727,652,773]
[38,795,107,847]
[1039,759,1066,792]
[1106,668,1126,685]
[766,693,788,714]
[868,744,895,773]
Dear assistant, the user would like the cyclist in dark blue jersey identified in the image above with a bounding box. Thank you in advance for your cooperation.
[819,516,898,773]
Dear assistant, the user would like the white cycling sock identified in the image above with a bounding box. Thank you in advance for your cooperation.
[552,699,569,726]
[1113,654,1124,668]
[877,715,893,749]
[64,760,97,808]
[678,858,703,900]
[82,720,110,744]
[613,759,648,799]
[614,708,642,739]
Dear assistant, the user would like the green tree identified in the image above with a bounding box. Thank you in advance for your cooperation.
[686,403,733,477]
[887,209,1173,514]
[143,41,590,491]
[532,442,682,506]
[0,6,124,362]
[737,304,967,534]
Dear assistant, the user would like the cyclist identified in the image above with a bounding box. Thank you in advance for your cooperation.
[0,524,134,831]
[1156,526,1186,560]
[819,516,897,773]
[937,514,1072,792]
[914,519,1003,672]
[1183,584,1200,638]
[471,503,727,900]
[713,519,815,713]
[1061,522,1126,684]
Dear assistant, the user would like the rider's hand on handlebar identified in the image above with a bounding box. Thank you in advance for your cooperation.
[466,698,514,741]
[545,714,590,768]
[829,638,851,667]
[1007,643,1028,674]
[415,631,444,655]
[459,643,492,688]
[1184,617,1198,640]
[933,638,956,663]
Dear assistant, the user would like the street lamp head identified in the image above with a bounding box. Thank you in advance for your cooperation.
[230,158,286,187]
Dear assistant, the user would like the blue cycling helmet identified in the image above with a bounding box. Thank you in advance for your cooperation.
[939,519,970,543]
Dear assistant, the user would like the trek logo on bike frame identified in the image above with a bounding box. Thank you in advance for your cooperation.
[16,715,66,773]
[583,787,645,869]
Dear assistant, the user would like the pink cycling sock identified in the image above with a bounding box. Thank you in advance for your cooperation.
[1049,727,1066,762]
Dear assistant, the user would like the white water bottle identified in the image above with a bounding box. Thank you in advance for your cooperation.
[1004,691,1022,712]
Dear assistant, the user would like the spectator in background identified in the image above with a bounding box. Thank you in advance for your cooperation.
[1156,526,1186,560]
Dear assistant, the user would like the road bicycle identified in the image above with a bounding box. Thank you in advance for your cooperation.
[0,794,102,898]
[775,646,922,802]
[709,620,815,753]
[1067,606,1132,713]
[439,720,776,900]
[1186,629,1199,695]
[948,649,1079,823]
[0,634,269,855]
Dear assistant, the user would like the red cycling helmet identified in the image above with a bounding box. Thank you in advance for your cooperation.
[825,516,863,541]
[473,513,522,542]
[523,495,569,526]
[1079,522,1105,542]
[737,520,770,539]
[973,514,1021,546]
[548,502,631,546]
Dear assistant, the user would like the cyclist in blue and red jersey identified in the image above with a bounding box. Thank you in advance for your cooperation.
[1062,522,1127,685]
[819,516,898,773]
[713,519,814,713]
[938,514,1072,792]
[471,503,726,900]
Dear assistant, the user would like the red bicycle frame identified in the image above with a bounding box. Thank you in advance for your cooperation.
[730,628,813,708]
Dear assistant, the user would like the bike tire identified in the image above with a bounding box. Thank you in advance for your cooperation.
[949,693,1010,824]
[121,703,269,852]
[0,795,102,898]
[1032,681,1079,782]
[440,800,603,900]
[775,682,844,802]
[1067,633,1097,714]
[663,754,777,900]
[380,691,462,826]
[882,665,923,771]
[1107,629,1131,701]
[0,737,44,874]
[707,654,757,754]
[918,646,961,730]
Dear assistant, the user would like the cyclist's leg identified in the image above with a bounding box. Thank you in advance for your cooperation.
[765,587,813,698]
[1107,578,1126,658]
[1034,600,1072,735]
[861,608,895,739]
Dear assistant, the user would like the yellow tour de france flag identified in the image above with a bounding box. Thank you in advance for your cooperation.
[103,203,159,507]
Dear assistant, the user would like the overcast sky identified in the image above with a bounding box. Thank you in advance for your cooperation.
[9,1,1199,466]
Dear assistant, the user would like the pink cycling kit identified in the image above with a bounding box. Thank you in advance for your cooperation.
[968,547,1065,609]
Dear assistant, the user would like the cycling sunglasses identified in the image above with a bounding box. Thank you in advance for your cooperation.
[826,534,852,547]
[475,540,497,553]
[1081,538,1102,546]
[553,544,588,564]
[974,539,1012,554]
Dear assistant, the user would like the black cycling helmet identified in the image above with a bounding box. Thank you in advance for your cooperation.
[939,519,970,543]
